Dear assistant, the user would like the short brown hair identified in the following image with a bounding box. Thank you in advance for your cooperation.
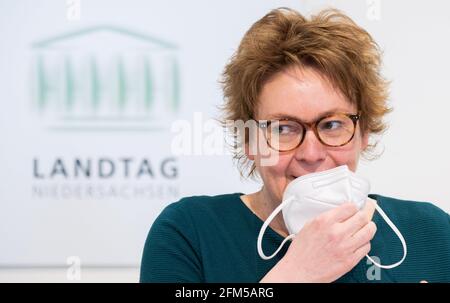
[221,7,391,178]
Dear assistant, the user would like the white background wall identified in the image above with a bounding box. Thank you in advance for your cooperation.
[1,0,449,282]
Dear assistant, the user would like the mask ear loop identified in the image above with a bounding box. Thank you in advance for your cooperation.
[257,196,296,260]
[366,204,408,269]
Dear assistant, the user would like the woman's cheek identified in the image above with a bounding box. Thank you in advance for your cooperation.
[328,149,359,171]
[257,153,291,188]
[264,152,291,175]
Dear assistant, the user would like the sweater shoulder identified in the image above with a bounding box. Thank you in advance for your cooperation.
[371,194,448,216]
[155,192,243,224]
[369,193,450,231]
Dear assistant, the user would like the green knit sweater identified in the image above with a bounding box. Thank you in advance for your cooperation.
[140,193,450,282]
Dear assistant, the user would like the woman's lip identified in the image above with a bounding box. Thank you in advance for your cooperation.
[289,168,334,180]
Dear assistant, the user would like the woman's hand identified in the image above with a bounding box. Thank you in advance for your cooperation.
[260,199,377,283]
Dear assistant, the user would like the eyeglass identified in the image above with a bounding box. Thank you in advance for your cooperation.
[257,112,360,152]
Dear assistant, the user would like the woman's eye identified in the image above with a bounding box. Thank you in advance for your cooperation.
[273,124,297,135]
[320,120,342,131]
[278,125,291,134]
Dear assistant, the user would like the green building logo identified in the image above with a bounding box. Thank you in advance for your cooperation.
[31,25,180,131]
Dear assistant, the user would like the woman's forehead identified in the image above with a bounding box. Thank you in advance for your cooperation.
[256,68,356,120]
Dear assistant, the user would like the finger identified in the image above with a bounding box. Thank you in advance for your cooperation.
[347,221,377,250]
[322,202,358,223]
[339,210,370,236]
[362,198,377,221]
[350,242,371,267]
[338,199,377,236]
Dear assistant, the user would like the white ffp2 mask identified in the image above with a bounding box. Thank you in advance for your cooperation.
[257,165,407,269]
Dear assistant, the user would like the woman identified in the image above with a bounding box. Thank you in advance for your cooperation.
[140,8,450,282]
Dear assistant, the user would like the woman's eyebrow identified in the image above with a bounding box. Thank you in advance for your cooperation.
[264,108,352,121]
[264,113,301,120]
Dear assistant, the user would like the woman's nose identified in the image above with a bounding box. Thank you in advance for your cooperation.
[293,129,327,164]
